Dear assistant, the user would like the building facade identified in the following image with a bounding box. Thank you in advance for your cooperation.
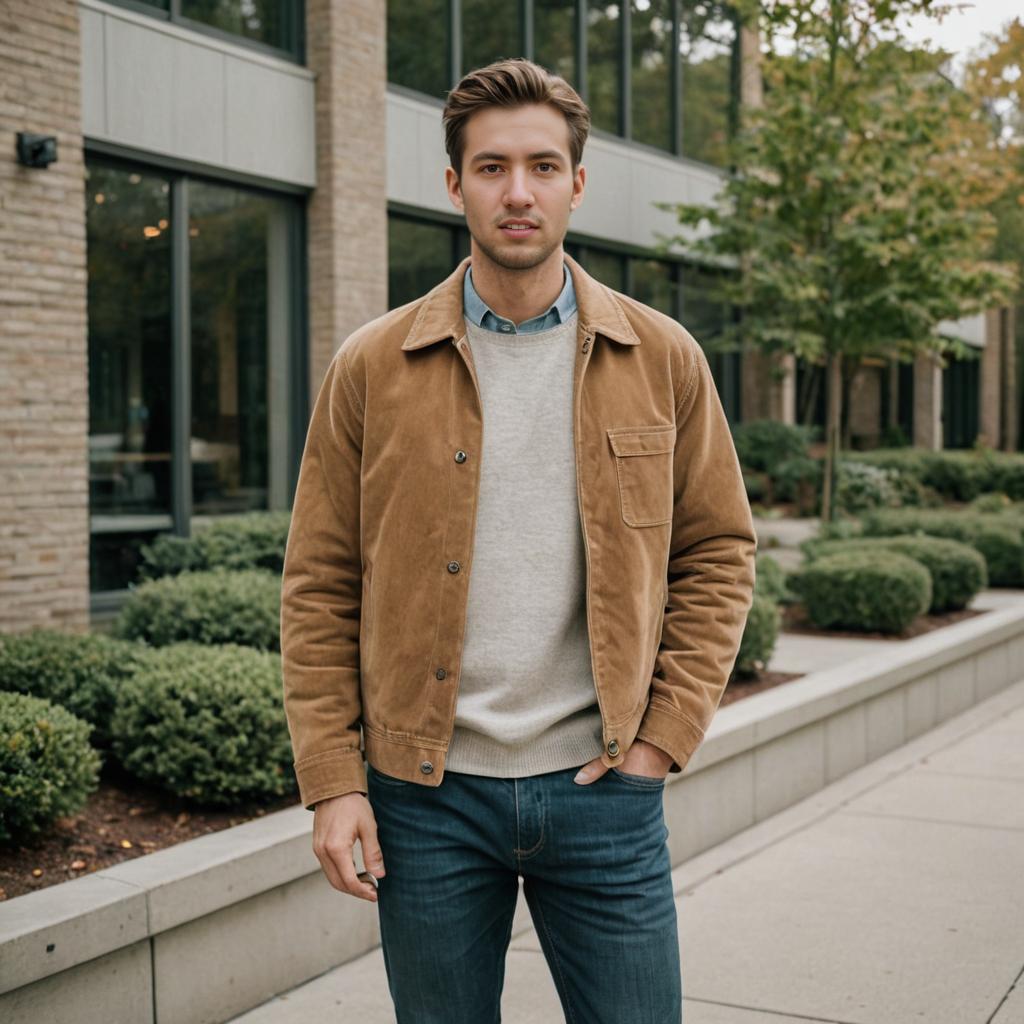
[0,0,1017,634]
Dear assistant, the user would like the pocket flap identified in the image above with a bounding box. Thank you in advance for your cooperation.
[606,425,675,457]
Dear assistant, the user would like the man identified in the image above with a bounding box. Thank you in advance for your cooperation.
[280,57,756,1023]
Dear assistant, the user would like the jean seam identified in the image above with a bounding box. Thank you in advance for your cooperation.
[532,893,580,1024]
[610,767,665,789]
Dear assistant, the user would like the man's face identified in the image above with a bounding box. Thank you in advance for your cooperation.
[445,103,585,271]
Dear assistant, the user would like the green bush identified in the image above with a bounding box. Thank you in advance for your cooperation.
[755,554,792,603]
[968,492,1013,514]
[0,629,152,749]
[802,535,987,612]
[112,568,281,651]
[743,471,768,503]
[735,593,780,676]
[834,460,899,514]
[861,508,1024,586]
[788,551,932,633]
[110,642,295,806]
[732,420,814,473]
[772,455,822,514]
[0,691,102,844]
[137,511,292,581]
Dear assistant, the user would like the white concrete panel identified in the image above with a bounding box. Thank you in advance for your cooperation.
[753,721,825,820]
[104,13,177,155]
[387,95,427,205]
[976,642,1011,700]
[80,0,315,188]
[904,673,939,739]
[864,686,905,760]
[938,656,977,720]
[938,311,986,348]
[824,702,867,782]
[0,942,152,1024]
[79,7,106,137]
[225,56,315,186]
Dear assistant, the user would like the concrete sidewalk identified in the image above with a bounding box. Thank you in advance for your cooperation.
[232,676,1024,1024]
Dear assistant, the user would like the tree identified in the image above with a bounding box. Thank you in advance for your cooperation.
[655,0,1018,521]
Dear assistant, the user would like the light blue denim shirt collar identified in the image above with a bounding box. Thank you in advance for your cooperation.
[463,261,576,334]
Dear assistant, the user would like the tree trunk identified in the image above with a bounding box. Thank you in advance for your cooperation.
[821,350,843,523]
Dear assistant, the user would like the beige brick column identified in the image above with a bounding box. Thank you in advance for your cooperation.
[913,350,943,450]
[305,0,389,397]
[737,22,795,425]
[979,306,1018,451]
[0,1,89,634]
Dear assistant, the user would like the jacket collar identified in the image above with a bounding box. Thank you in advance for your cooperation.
[400,250,641,351]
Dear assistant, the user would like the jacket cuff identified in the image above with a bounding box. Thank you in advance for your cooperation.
[293,748,367,810]
[635,703,706,775]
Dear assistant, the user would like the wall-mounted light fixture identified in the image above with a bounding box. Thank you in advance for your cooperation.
[16,132,57,168]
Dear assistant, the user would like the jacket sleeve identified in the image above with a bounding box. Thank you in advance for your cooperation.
[280,346,367,810]
[634,339,758,774]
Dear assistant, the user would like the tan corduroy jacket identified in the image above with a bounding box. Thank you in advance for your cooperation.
[280,251,757,810]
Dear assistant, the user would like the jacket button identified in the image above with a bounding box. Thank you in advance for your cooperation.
[454,450,467,463]
[447,561,460,573]
[607,739,620,757]
[435,667,447,680]
[420,761,434,774]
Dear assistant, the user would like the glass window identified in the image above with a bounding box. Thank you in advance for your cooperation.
[462,0,522,77]
[189,181,293,517]
[388,0,450,97]
[86,159,302,594]
[180,0,298,53]
[389,215,459,308]
[535,0,578,86]
[587,2,622,134]
[631,257,675,315]
[631,0,673,151]
[87,164,174,593]
[679,1,737,166]
[582,247,626,290]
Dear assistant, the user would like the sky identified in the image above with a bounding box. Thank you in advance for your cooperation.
[896,1,1022,83]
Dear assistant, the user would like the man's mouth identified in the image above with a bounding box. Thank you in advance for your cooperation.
[499,222,539,238]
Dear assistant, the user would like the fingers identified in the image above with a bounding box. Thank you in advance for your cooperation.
[573,755,608,784]
[312,798,381,902]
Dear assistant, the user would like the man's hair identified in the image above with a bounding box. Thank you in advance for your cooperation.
[442,58,591,178]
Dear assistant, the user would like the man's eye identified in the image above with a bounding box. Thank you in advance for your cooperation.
[482,164,502,173]
[537,163,555,172]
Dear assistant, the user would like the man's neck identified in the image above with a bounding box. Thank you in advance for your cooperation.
[469,249,566,326]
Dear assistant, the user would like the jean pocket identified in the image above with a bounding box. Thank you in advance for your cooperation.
[367,763,409,787]
[609,766,666,788]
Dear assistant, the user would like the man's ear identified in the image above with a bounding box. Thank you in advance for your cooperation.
[445,165,464,213]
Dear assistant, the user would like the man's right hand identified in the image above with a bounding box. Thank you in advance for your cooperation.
[312,792,385,902]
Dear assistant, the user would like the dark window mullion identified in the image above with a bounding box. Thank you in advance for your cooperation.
[522,0,534,60]
[169,0,181,18]
[672,0,682,155]
[450,0,463,85]
[620,0,630,139]
[576,0,588,101]
[170,176,192,537]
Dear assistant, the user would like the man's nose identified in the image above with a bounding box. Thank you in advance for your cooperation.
[504,169,534,207]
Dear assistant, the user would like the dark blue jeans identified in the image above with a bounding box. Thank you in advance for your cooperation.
[366,761,683,1023]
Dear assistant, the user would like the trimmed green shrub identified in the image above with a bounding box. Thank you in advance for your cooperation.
[755,554,791,603]
[137,511,292,581]
[834,460,899,514]
[0,629,151,748]
[845,448,1024,501]
[772,455,822,514]
[110,642,295,806]
[969,492,1013,514]
[735,593,780,676]
[0,691,102,844]
[743,471,768,503]
[802,535,986,612]
[788,552,932,633]
[861,508,1024,586]
[732,420,814,473]
[112,568,281,650]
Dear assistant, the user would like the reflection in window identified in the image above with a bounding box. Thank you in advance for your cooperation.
[680,1,737,166]
[631,0,673,151]
[588,2,622,134]
[189,181,292,518]
[86,163,173,591]
[388,0,449,97]
[181,0,297,52]
[631,257,675,315]
[682,263,741,419]
[389,216,459,308]
[581,248,626,290]
[535,0,577,86]
[463,0,522,77]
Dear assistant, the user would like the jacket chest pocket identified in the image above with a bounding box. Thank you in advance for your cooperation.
[606,425,675,527]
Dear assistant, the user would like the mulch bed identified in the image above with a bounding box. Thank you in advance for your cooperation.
[781,602,988,640]
[0,603,989,903]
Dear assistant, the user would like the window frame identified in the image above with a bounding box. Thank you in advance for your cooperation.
[85,146,309,614]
